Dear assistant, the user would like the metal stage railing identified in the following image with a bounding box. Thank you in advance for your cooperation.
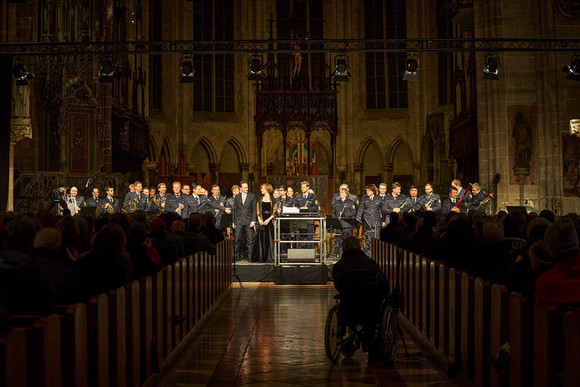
[274,216,326,266]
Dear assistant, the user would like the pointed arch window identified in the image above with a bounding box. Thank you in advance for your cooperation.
[365,0,408,109]
[193,0,234,112]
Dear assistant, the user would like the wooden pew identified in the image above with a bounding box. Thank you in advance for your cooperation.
[52,303,88,387]
[437,263,449,355]
[474,278,492,387]
[489,285,509,387]
[0,327,28,387]
[563,310,580,387]
[429,260,439,347]
[509,293,532,387]
[107,287,127,387]
[533,302,560,387]
[460,272,475,378]
[138,276,153,383]
[88,294,109,387]
[125,281,140,387]
[421,257,430,337]
[6,314,61,387]
[150,270,164,370]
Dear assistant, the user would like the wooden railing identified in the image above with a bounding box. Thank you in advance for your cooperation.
[371,239,580,387]
[0,239,232,387]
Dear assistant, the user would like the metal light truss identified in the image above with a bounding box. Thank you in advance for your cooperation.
[1,38,580,56]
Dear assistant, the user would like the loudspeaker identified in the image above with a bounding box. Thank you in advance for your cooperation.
[287,248,316,262]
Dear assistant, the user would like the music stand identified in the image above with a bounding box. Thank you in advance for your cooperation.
[325,216,343,231]
[79,207,97,217]
[506,206,527,213]
[219,213,232,229]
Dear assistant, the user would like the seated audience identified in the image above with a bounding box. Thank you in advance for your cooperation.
[127,221,163,278]
[535,217,580,308]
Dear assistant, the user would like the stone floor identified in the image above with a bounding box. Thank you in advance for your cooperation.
[154,282,455,386]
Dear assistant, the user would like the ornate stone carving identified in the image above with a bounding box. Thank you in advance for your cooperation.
[570,119,580,137]
[10,118,32,144]
[555,0,580,18]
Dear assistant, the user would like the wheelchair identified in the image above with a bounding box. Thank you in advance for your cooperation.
[324,272,401,364]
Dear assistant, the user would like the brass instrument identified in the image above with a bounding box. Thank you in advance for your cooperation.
[96,202,115,216]
[128,197,139,212]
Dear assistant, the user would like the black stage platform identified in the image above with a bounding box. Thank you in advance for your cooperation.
[232,260,337,284]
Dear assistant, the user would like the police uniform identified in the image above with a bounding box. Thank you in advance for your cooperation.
[467,191,488,213]
[441,196,467,217]
[356,194,382,254]
[382,193,407,225]
[165,192,187,216]
[99,196,120,215]
[418,193,442,213]
[333,197,357,255]
[404,195,422,213]
[207,194,228,228]
[85,195,100,208]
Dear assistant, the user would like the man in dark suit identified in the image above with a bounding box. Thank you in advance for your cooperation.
[99,186,120,215]
[207,184,229,229]
[233,181,257,260]
[165,181,186,217]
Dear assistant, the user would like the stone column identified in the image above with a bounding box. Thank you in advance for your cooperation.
[8,118,32,211]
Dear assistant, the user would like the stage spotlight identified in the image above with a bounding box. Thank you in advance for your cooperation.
[563,54,580,81]
[247,56,264,81]
[334,55,351,82]
[12,62,35,86]
[99,59,117,83]
[483,53,500,80]
[179,58,195,83]
[402,54,419,81]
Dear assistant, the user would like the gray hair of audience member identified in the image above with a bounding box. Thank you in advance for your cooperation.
[544,217,580,260]
[483,220,504,243]
[33,227,62,252]
[342,236,362,253]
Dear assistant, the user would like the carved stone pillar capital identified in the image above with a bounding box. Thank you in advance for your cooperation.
[10,117,32,144]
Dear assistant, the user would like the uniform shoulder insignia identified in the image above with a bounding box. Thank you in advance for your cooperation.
[315,200,318,204]
[352,205,355,209]
[438,200,441,203]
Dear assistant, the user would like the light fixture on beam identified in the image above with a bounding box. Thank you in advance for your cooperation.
[247,55,264,81]
[99,59,117,83]
[12,60,35,86]
[402,53,419,81]
[179,56,195,83]
[333,55,351,82]
[563,53,580,81]
[483,52,500,80]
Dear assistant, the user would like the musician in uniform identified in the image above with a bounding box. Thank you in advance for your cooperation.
[404,185,421,213]
[452,179,472,205]
[466,183,488,213]
[207,184,229,229]
[99,186,120,215]
[382,182,407,226]
[64,186,84,215]
[154,182,168,212]
[356,184,383,255]
[378,183,388,226]
[165,181,186,216]
[85,188,101,208]
[333,187,357,256]
[294,181,320,242]
[180,184,194,219]
[141,187,159,212]
[419,183,441,213]
[441,186,467,216]
[123,181,145,213]
[331,184,359,214]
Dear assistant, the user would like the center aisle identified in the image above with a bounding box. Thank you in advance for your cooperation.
[155,283,455,386]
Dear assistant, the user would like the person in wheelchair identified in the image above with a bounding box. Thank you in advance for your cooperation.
[332,236,389,355]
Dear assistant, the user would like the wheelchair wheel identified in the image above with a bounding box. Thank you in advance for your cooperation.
[380,305,399,363]
[325,305,342,363]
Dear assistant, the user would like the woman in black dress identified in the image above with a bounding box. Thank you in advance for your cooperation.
[252,183,277,263]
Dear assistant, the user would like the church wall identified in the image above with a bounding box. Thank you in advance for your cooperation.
[475,0,580,214]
